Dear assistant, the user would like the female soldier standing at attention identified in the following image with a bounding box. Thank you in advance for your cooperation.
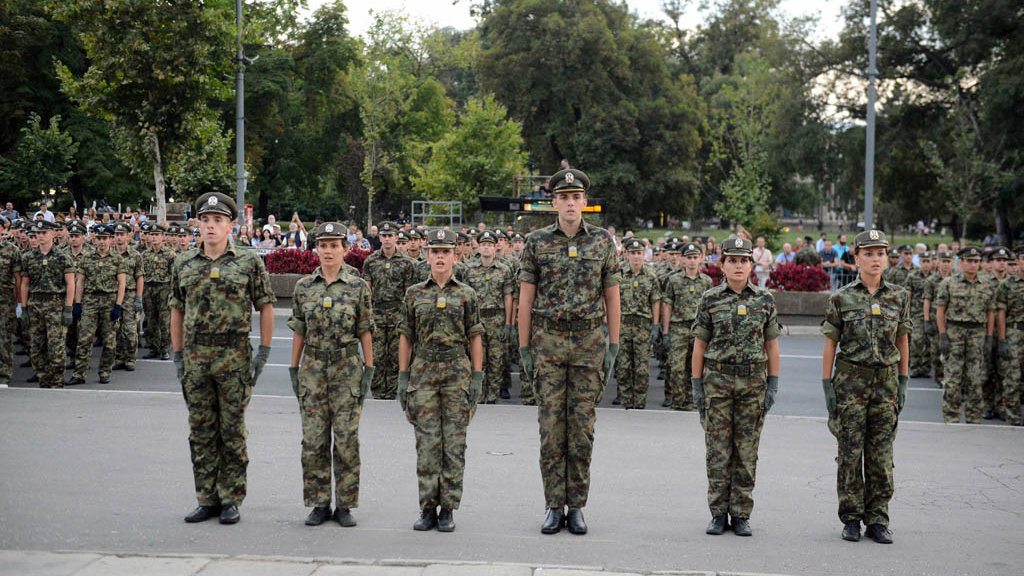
[820,229,910,544]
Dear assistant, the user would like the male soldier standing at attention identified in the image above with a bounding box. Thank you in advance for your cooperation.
[143,225,175,360]
[68,224,126,385]
[19,220,75,388]
[996,250,1024,426]
[935,247,996,424]
[112,222,144,372]
[461,230,514,404]
[171,192,276,525]
[362,222,417,400]
[691,237,781,537]
[982,247,1011,419]
[923,251,953,384]
[0,225,21,385]
[661,242,714,410]
[518,168,620,535]
[614,237,661,409]
[63,220,89,369]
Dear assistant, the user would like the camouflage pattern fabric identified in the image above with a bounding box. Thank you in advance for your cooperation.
[821,277,912,367]
[0,241,21,383]
[935,273,996,423]
[663,271,712,409]
[398,276,483,510]
[996,275,1024,424]
[923,272,949,380]
[615,263,662,409]
[74,251,126,380]
[362,250,417,399]
[115,246,144,368]
[21,248,74,388]
[462,259,513,402]
[983,274,1009,415]
[143,247,175,354]
[170,243,276,507]
[693,283,781,364]
[903,269,929,376]
[63,247,90,354]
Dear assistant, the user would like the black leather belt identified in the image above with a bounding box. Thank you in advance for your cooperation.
[304,341,360,362]
[481,308,505,317]
[417,347,466,362]
[622,314,652,326]
[706,359,766,377]
[835,357,895,377]
[374,301,401,312]
[534,316,603,333]
[947,320,985,328]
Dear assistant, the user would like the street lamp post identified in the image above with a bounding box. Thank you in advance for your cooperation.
[234,0,247,226]
[864,0,878,230]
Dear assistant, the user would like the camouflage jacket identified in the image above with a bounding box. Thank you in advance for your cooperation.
[362,249,418,308]
[693,282,781,364]
[619,262,662,321]
[79,250,127,294]
[821,277,912,366]
[663,271,713,324]
[462,258,513,311]
[21,247,74,295]
[169,243,276,336]
[935,272,996,324]
[996,275,1024,324]
[884,265,913,286]
[901,268,928,319]
[288,267,374,349]
[143,246,175,284]
[399,276,484,350]
[0,241,21,300]
[519,220,620,322]
[923,272,951,316]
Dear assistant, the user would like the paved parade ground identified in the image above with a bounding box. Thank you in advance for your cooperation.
[2,318,1023,576]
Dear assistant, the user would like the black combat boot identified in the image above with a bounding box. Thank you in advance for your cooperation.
[305,506,331,526]
[541,507,565,534]
[413,508,437,531]
[706,514,728,535]
[566,508,587,535]
[437,508,455,532]
[842,520,861,542]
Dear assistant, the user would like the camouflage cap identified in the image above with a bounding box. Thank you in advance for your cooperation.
[312,221,345,241]
[477,230,498,244]
[854,229,889,250]
[195,192,237,219]
[682,242,702,257]
[378,221,398,236]
[958,246,982,260]
[548,168,590,194]
[622,237,644,252]
[65,219,87,235]
[425,228,456,249]
[721,237,753,257]
[990,246,1011,260]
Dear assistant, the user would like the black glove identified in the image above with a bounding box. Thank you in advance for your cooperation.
[939,333,950,356]
[72,303,82,320]
[110,304,123,321]
[289,366,299,398]
[924,320,936,336]
[649,324,660,346]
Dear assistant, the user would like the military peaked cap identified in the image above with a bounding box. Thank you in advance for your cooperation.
[425,229,456,248]
[548,168,590,194]
[854,229,889,250]
[958,246,982,260]
[196,192,237,219]
[477,230,498,244]
[623,237,644,252]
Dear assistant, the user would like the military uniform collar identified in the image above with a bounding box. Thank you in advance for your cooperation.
[425,274,458,289]
[311,266,354,285]
[850,276,893,293]
[550,219,595,238]
[723,281,758,295]
[197,241,238,261]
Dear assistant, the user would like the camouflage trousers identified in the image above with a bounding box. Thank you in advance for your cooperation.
[0,298,14,383]
[929,327,944,381]
[371,307,401,399]
[517,321,536,405]
[406,354,474,510]
[909,313,929,376]
[74,293,118,380]
[831,361,898,527]
[667,323,696,410]
[29,294,67,388]
[942,324,986,423]
[701,368,766,519]
[115,299,139,368]
[1000,326,1024,425]
[182,340,253,507]
[298,354,363,508]
[533,324,604,509]
[983,340,1004,415]
[480,312,507,403]
[614,318,652,409]
[144,283,170,354]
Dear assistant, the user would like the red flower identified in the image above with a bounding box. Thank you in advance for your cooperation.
[767,263,830,292]
[264,249,321,274]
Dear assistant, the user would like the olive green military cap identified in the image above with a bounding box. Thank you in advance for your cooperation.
[990,246,1011,260]
[378,221,398,236]
[65,219,87,235]
[396,230,411,242]
[407,229,422,240]
[477,230,498,244]
[313,221,345,241]
[721,237,753,257]
[936,250,954,260]
[548,168,590,194]
[511,232,526,242]
[682,242,702,257]
[456,232,470,244]
[664,238,682,253]
[958,246,982,260]
[854,229,889,251]
[425,228,456,249]
[622,237,644,252]
[196,192,237,219]
[32,219,62,232]
[112,222,132,234]
[898,244,913,253]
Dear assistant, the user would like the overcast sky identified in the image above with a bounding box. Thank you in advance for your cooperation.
[303,0,848,40]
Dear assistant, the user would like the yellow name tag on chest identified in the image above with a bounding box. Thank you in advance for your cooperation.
[689,286,695,293]
[737,304,747,316]
[871,303,882,316]
[42,259,48,266]
[385,262,391,270]
[210,267,220,279]
[323,296,333,309]
[436,296,447,309]
[485,274,492,281]
[633,280,639,288]
[568,246,578,258]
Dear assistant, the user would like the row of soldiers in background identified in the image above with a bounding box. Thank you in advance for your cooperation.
[880,243,1024,425]
[0,217,197,388]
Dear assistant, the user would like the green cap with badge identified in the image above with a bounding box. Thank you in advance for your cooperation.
[195,192,237,219]
[32,219,61,233]
[898,244,913,253]
[990,246,1011,260]
[92,224,114,237]
[65,219,87,235]
[854,229,889,251]
[477,230,498,244]
[958,246,982,260]
[313,221,345,241]
[548,168,590,194]
[682,242,702,257]
[396,230,411,243]
[378,221,397,236]
[622,237,644,252]
[425,228,456,249]
[721,237,753,257]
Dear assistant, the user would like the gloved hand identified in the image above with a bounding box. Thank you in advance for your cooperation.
[603,343,620,386]
[512,326,519,348]
[692,378,705,417]
[998,339,1009,360]
[251,345,271,385]
[897,375,908,413]
[469,371,484,404]
[939,333,950,356]
[15,303,22,319]
[500,324,513,343]
[924,320,936,336]
[985,335,994,357]
[61,306,74,326]
[289,366,299,397]
[765,375,779,413]
[110,304,123,321]
[662,332,671,349]
[360,366,374,406]
[398,371,410,411]
[134,295,143,313]
[71,303,82,320]
[21,304,30,323]
[649,324,660,346]
[822,378,836,418]
[519,347,534,381]
[173,350,184,382]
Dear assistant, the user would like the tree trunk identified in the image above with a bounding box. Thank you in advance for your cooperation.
[994,204,1009,246]
[150,133,167,223]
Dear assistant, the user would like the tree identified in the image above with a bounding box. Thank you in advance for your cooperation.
[50,0,235,221]
[0,113,77,206]
[413,95,527,213]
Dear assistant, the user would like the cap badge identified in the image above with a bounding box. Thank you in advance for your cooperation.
[565,172,574,184]
[869,230,879,240]
[325,224,334,232]
[208,196,218,206]
[436,230,444,240]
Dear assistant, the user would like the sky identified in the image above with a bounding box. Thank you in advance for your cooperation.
[303,0,848,41]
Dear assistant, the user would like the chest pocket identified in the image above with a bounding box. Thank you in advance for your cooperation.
[841,303,899,342]
[304,292,357,336]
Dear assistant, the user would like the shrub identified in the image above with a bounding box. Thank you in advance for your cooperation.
[767,263,830,292]
[701,263,759,287]
[345,247,371,273]
[264,249,320,275]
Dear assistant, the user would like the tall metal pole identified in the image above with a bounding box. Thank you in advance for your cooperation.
[235,0,246,226]
[864,0,878,230]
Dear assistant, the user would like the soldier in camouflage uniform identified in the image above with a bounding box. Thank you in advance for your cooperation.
[495,230,519,400]
[935,247,997,424]
[0,228,21,385]
[19,220,75,388]
[68,225,127,385]
[899,253,930,378]
[655,240,682,395]
[461,230,514,404]
[691,237,780,537]
[288,222,375,527]
[518,168,620,536]
[63,221,90,368]
[397,229,484,533]
[923,251,954,383]
[662,242,713,411]
[171,192,276,525]
[981,247,1012,419]
[509,232,532,404]
[143,225,175,360]
[996,250,1024,425]
[821,229,910,544]
[882,249,900,282]
[614,237,660,409]
[112,222,145,371]
[362,222,418,400]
